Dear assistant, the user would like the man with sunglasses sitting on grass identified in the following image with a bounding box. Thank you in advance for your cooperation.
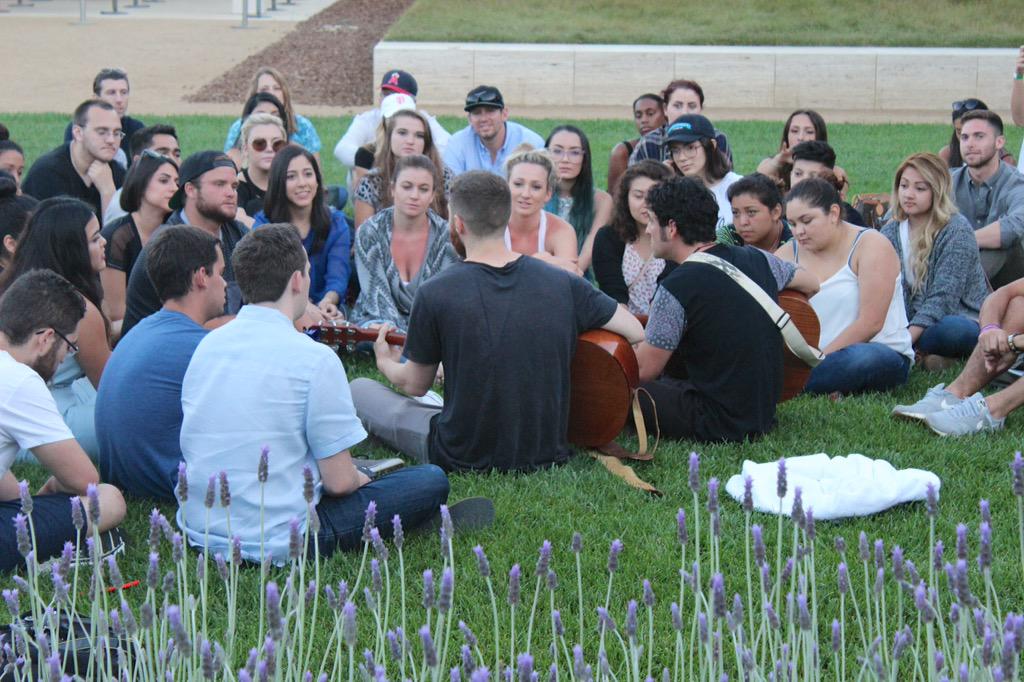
[444,85,545,176]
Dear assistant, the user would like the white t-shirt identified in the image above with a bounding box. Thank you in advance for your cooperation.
[0,351,73,475]
[709,172,743,228]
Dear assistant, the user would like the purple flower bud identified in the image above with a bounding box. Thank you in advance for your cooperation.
[232,535,242,567]
[761,563,771,593]
[837,562,849,595]
[466,546,489,581]
[707,478,719,515]
[711,574,726,619]
[457,620,477,649]
[386,630,402,662]
[596,607,616,632]
[472,669,491,682]
[388,514,403,550]
[893,626,911,661]
[731,593,744,627]
[86,483,100,526]
[858,532,869,562]
[257,446,269,483]
[914,582,935,623]
[552,610,564,637]
[625,600,638,641]
[742,475,753,513]
[167,605,192,655]
[959,663,969,682]
[289,517,302,561]
[214,471,230,509]
[162,569,176,594]
[175,462,188,503]
[765,602,780,629]
[421,626,438,668]
[797,593,811,630]
[983,626,994,666]
[874,567,885,595]
[642,579,655,607]
[934,541,945,573]
[688,452,701,494]
[438,568,453,613]
[423,569,435,609]
[950,601,960,624]
[711,511,720,538]
[835,536,846,555]
[440,504,454,543]
[892,546,904,582]
[371,559,383,595]
[362,501,377,543]
[569,532,583,555]
[979,522,992,571]
[265,582,283,641]
[211,553,228,583]
[668,602,682,631]
[956,524,968,560]
[790,487,804,527]
[13,514,29,557]
[342,601,357,648]
[370,527,388,561]
[831,619,841,652]
[776,457,787,499]
[2,589,19,617]
[926,482,938,517]
[1002,633,1017,680]
[17,480,31,517]
[974,608,986,638]
[546,569,557,592]
[752,525,765,566]
[905,559,921,586]
[508,564,521,606]
[874,539,885,570]
[608,539,623,573]
[535,540,552,577]
[676,509,687,545]
[203,475,216,509]
[935,650,945,672]
[782,557,794,584]
[201,639,216,680]
[955,560,972,605]
[107,554,123,590]
[698,612,708,642]
[299,465,314,505]
[805,507,815,542]
[1013,452,1024,497]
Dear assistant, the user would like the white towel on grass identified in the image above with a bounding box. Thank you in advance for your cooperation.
[724,453,940,520]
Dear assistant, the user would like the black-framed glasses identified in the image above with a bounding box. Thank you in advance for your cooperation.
[952,99,984,116]
[36,328,78,354]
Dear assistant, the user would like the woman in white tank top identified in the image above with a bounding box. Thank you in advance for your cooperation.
[504,148,581,275]
[775,177,913,395]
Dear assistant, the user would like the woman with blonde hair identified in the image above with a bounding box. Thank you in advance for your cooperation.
[504,147,579,275]
[235,112,287,222]
[354,108,452,228]
[880,152,989,365]
[223,67,321,164]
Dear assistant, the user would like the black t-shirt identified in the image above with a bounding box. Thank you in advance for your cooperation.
[21,143,126,217]
[236,170,266,218]
[653,244,784,441]
[63,115,145,165]
[121,213,248,337]
[403,256,617,472]
[101,213,143,276]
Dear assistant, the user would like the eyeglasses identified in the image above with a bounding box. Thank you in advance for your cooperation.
[465,90,503,109]
[548,147,584,161]
[952,99,984,117]
[251,138,287,153]
[90,127,125,140]
[670,142,703,158]
[36,328,78,354]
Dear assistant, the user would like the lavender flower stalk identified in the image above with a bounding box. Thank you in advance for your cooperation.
[688,452,701,494]
[176,462,188,503]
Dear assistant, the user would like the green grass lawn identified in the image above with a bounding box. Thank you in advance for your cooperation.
[3,112,1024,675]
[386,0,1024,47]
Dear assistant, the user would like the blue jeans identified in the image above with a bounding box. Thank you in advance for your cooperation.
[804,342,911,395]
[314,465,449,556]
[915,315,979,358]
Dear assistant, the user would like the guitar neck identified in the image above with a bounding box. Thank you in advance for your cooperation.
[308,323,407,350]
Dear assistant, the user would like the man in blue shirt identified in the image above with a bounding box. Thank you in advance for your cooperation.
[177,224,450,563]
[443,85,545,176]
[96,226,227,502]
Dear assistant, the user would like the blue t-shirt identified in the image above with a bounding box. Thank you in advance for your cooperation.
[252,210,351,304]
[95,309,207,501]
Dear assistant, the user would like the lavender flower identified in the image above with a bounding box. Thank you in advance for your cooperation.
[508,565,521,606]
[608,539,623,573]
[302,465,314,504]
[473,545,490,578]
[914,582,935,623]
[289,517,302,561]
[1013,452,1024,497]
[423,570,435,609]
[13,514,29,557]
[765,603,780,630]
[472,669,491,682]
[232,536,242,567]
[781,557,794,584]
[711,574,726,619]
[858,531,869,562]
[438,568,454,613]
[342,602,357,648]
[688,452,701,494]
[837,563,849,595]
[392,514,404,549]
[676,509,687,545]
[979,499,991,524]
[201,640,216,680]
[217,471,231,508]
[17,480,31,516]
[86,483,100,526]
[698,612,708,642]
[421,626,438,668]
[516,653,533,682]
[2,589,19,617]
[167,605,192,656]
[805,507,816,542]
[979,522,992,571]
[176,462,188,503]
[535,540,552,577]
[642,579,655,607]
[257,446,269,482]
[362,501,377,543]
[707,478,719,515]
[162,570,176,595]
[743,475,754,513]
[797,593,811,630]
[790,487,804,526]
[571,531,583,554]
[731,594,744,627]
[831,620,841,652]
[761,563,771,593]
[874,539,885,570]
[204,475,216,509]
[371,560,383,596]
[1002,633,1017,680]
[935,650,945,672]
[752,525,765,565]
[776,457,787,499]
[370,528,388,561]
[892,546,905,582]
[107,555,123,589]
[266,582,283,641]
[459,620,477,648]
[835,536,846,555]
[892,626,911,661]
[546,569,557,592]
[387,630,402,662]
[983,626,994,666]
[670,602,683,631]
[625,600,638,641]
[596,607,616,632]
[926,482,938,517]
[874,568,884,595]
[956,524,968,560]
[955,560,973,605]
[934,540,945,573]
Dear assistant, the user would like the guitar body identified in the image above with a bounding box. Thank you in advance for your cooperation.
[567,330,639,448]
[777,289,820,401]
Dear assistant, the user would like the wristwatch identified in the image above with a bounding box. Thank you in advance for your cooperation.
[1009,333,1021,353]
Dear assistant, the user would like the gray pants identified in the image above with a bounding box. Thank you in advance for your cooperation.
[350,378,439,464]
[981,245,1024,290]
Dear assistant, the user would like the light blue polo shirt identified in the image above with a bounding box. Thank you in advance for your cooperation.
[177,304,366,564]
[443,121,545,176]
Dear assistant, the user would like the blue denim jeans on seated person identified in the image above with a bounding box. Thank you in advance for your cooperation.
[915,315,979,359]
[315,465,449,556]
[804,342,911,395]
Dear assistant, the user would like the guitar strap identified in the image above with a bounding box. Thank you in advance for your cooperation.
[687,252,824,367]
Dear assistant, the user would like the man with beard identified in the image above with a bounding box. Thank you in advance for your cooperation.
[0,270,126,571]
[22,100,127,217]
[950,110,1024,288]
[443,85,544,176]
[121,151,247,336]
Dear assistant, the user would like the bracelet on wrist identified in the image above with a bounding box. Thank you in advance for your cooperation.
[981,323,1002,334]
[1010,333,1021,353]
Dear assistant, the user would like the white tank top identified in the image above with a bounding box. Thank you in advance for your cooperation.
[797,229,913,360]
[504,211,548,254]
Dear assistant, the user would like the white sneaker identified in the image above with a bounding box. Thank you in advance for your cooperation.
[892,383,962,422]
[924,393,1005,436]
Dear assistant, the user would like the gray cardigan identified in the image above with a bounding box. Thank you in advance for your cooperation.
[880,213,990,329]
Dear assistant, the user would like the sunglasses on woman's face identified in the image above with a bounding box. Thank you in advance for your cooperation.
[251,138,287,153]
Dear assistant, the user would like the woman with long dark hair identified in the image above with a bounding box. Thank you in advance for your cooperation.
[253,145,350,319]
[0,171,36,275]
[544,125,612,274]
[0,197,111,458]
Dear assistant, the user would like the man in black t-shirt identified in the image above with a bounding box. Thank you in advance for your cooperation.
[22,100,126,217]
[635,177,819,442]
[61,68,145,170]
[351,171,643,472]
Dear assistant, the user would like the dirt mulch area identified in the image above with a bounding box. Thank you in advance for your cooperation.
[187,0,414,107]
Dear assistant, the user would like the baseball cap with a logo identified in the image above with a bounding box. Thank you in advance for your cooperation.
[380,70,418,98]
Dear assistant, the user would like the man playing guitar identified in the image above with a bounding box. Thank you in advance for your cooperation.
[634,177,819,441]
[351,171,643,471]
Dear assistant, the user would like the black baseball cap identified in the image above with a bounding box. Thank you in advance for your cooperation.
[169,151,237,210]
[464,85,505,112]
[663,114,716,145]
[380,70,418,98]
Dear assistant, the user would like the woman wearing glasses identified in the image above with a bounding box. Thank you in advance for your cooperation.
[664,114,742,228]
[253,146,350,320]
[544,126,612,274]
[0,197,112,459]
[354,108,452,229]
[235,113,288,224]
[99,150,178,333]
[939,99,1017,168]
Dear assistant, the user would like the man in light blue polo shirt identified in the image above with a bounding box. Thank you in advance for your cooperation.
[443,85,545,176]
[177,224,450,564]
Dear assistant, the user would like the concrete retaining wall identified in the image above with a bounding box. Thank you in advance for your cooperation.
[374,42,1019,121]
